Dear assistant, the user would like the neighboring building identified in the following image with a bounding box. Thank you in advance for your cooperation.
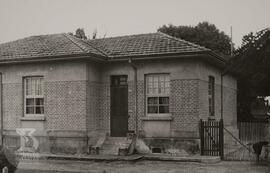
[0,33,237,155]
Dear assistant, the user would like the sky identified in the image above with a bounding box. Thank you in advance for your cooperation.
[0,0,269,47]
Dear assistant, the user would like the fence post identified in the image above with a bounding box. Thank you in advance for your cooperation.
[200,119,204,155]
[219,119,224,160]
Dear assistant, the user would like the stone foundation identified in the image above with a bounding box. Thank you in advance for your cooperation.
[137,138,200,156]
[2,130,107,155]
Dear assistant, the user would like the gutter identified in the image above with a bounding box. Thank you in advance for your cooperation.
[0,53,106,65]
[221,74,224,120]
[128,59,138,134]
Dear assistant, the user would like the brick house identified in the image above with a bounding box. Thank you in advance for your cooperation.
[0,32,237,155]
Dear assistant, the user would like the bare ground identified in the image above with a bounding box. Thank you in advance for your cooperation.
[15,160,270,173]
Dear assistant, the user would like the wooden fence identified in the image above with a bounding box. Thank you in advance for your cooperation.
[238,121,269,143]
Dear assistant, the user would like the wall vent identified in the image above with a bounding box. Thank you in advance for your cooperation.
[151,147,162,153]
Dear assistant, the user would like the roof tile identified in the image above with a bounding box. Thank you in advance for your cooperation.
[0,32,211,62]
[87,32,209,58]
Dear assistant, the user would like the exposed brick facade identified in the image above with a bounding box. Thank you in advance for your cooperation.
[46,80,87,130]
[170,79,199,132]
[99,82,110,131]
[0,59,238,154]
[86,77,237,138]
[136,80,145,131]
[86,82,101,131]
[2,83,22,130]
[127,81,136,131]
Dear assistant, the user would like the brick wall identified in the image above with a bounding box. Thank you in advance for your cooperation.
[170,79,199,132]
[137,81,145,131]
[2,80,89,131]
[46,80,87,130]
[86,82,100,131]
[131,79,201,135]
[2,83,22,130]
[99,82,110,131]
[127,81,136,131]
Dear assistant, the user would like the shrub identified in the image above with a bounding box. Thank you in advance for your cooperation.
[0,145,18,173]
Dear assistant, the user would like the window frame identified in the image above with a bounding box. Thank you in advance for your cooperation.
[208,76,215,116]
[145,74,170,116]
[23,76,44,117]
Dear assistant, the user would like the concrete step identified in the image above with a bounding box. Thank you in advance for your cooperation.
[100,137,130,155]
[104,137,127,143]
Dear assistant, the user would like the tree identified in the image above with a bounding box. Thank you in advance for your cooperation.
[74,28,87,40]
[227,28,270,121]
[158,22,232,56]
[92,29,97,39]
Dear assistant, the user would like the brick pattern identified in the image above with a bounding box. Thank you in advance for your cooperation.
[1,77,236,138]
[86,82,101,131]
[99,83,110,131]
[137,81,145,131]
[86,81,112,131]
[126,80,145,131]
[129,79,201,132]
[127,81,136,131]
[46,81,87,130]
[170,79,199,132]
[2,83,22,130]
[125,79,202,133]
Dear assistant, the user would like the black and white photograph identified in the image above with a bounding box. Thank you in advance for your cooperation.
[0,0,269,172]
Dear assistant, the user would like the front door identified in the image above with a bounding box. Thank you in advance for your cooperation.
[110,75,128,137]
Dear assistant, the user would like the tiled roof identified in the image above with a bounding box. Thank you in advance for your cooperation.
[87,32,209,58]
[0,32,216,63]
[0,33,104,62]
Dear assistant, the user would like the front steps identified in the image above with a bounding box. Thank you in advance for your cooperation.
[99,137,132,155]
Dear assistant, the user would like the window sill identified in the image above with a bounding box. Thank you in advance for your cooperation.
[21,115,46,121]
[142,114,173,121]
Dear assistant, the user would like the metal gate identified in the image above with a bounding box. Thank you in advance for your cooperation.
[200,119,224,159]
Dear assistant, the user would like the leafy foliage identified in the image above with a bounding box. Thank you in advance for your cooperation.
[227,28,270,121]
[0,145,18,173]
[158,22,232,56]
[74,28,87,40]
[229,28,270,93]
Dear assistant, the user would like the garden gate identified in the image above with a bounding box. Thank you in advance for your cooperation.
[200,119,224,159]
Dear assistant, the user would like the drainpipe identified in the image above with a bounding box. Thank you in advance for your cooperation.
[221,71,228,120]
[221,74,224,120]
[0,72,3,146]
[128,59,138,135]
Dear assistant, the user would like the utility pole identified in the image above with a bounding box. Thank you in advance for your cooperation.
[230,26,233,56]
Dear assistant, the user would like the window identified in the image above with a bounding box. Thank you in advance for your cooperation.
[24,77,44,115]
[208,76,215,116]
[146,74,170,114]
[111,75,128,86]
